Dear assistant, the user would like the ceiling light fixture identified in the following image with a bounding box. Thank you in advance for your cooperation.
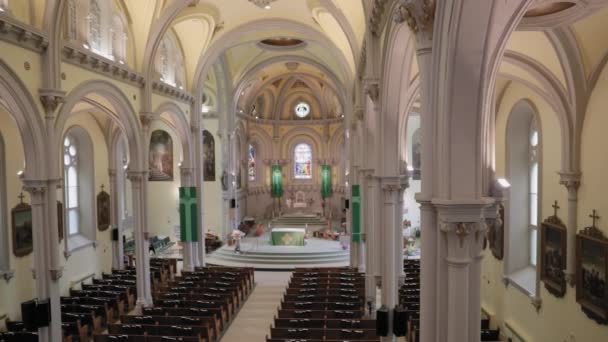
[249,0,277,10]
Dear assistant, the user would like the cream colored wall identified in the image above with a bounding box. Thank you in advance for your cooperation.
[483,80,608,341]
[0,108,34,325]
[59,112,113,295]
[202,118,222,235]
[0,41,45,114]
[147,120,182,240]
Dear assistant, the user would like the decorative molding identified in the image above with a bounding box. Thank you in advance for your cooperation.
[1,270,14,282]
[0,14,48,53]
[152,80,195,104]
[49,268,63,281]
[394,0,435,37]
[127,170,148,182]
[364,81,379,103]
[62,43,144,87]
[237,113,344,125]
[139,112,156,128]
[357,41,367,78]
[559,171,581,190]
[530,296,542,312]
[369,0,389,36]
[39,88,66,114]
[202,112,218,119]
[248,0,278,9]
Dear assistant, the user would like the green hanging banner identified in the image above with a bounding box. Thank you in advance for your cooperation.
[321,165,332,198]
[351,185,361,243]
[179,186,198,242]
[271,165,283,198]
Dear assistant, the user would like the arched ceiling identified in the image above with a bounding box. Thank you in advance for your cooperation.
[236,61,343,122]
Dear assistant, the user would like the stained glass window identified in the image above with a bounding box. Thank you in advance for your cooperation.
[248,144,256,181]
[529,120,539,267]
[88,0,101,52]
[64,136,80,235]
[294,143,312,179]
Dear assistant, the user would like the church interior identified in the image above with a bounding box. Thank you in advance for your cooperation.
[1,1,608,341]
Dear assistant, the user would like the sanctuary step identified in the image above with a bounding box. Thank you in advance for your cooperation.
[272,214,328,229]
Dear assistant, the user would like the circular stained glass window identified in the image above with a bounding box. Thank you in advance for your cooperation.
[294,102,310,118]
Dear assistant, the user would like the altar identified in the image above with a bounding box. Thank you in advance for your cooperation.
[270,228,306,246]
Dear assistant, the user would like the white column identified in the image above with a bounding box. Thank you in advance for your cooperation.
[379,177,408,342]
[109,169,124,270]
[559,172,581,286]
[193,124,205,267]
[128,171,153,307]
[363,171,379,304]
[180,167,195,272]
[23,181,62,342]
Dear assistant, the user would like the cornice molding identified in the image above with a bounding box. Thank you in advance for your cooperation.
[0,14,48,53]
[152,80,195,104]
[62,43,145,87]
[237,113,344,125]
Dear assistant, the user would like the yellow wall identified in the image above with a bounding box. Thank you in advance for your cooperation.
[483,80,608,341]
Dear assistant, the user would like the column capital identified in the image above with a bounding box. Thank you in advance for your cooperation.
[50,268,63,281]
[39,88,66,115]
[363,80,380,104]
[379,175,408,193]
[21,180,47,200]
[559,171,581,190]
[139,112,157,128]
[394,0,435,37]
[127,170,148,182]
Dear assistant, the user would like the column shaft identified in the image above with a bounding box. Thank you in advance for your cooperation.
[129,172,153,307]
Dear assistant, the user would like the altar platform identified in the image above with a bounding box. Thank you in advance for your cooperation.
[206,231,349,271]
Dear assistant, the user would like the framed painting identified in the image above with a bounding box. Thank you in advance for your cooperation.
[97,187,110,231]
[12,198,33,257]
[203,130,216,182]
[148,130,173,181]
[576,219,608,325]
[488,203,504,260]
[540,215,567,297]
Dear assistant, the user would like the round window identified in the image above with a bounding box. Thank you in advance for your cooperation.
[294,102,310,118]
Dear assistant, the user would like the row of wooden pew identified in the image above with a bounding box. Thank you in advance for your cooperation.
[267,267,380,342]
[94,264,254,342]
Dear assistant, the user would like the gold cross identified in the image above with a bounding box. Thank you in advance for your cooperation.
[281,233,294,245]
[552,201,560,217]
[589,209,600,228]
[18,192,25,203]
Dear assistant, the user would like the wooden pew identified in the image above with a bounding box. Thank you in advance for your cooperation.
[120,315,216,341]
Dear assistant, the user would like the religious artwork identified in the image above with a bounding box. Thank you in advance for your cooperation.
[97,185,111,231]
[411,129,421,180]
[271,165,283,198]
[576,210,608,324]
[248,144,256,181]
[321,165,332,198]
[12,193,33,257]
[203,130,216,181]
[488,203,504,260]
[57,201,64,241]
[148,130,173,181]
[294,143,312,179]
[540,201,567,297]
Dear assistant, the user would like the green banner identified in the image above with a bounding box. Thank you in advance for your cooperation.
[321,165,332,198]
[351,185,361,243]
[179,187,198,242]
[271,165,283,198]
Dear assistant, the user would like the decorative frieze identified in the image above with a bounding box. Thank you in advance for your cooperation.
[152,80,195,104]
[62,43,144,87]
[440,221,485,248]
[236,112,343,125]
[0,14,48,52]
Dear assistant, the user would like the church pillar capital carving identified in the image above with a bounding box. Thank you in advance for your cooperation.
[394,0,436,38]
[363,81,379,104]
[139,112,157,128]
[39,88,66,117]
[559,171,581,192]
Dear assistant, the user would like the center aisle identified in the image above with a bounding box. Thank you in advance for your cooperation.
[221,271,292,342]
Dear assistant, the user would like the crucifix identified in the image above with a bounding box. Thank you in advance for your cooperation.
[552,200,560,217]
[100,184,105,192]
[18,192,25,204]
[589,209,600,228]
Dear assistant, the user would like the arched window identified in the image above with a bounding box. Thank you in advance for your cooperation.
[62,127,95,251]
[294,143,312,180]
[156,35,185,88]
[111,14,127,63]
[505,101,540,296]
[67,0,77,41]
[529,120,539,267]
[64,135,80,235]
[248,144,256,181]
[87,0,102,52]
